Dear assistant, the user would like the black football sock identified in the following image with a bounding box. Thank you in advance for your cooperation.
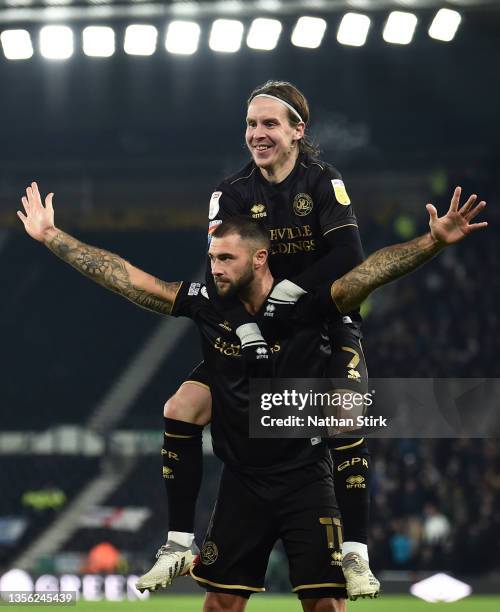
[163,417,203,534]
[330,437,370,545]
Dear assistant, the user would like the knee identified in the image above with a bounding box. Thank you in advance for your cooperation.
[203,593,247,612]
[163,384,212,425]
[301,598,346,612]
[163,394,183,420]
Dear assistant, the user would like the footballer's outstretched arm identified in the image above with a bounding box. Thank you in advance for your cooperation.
[331,187,487,313]
[17,182,180,315]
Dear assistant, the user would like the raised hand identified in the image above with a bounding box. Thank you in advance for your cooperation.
[17,182,55,242]
[427,186,487,245]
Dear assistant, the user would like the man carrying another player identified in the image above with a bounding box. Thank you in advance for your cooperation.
[18,182,486,611]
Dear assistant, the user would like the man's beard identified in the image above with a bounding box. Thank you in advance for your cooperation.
[215,265,254,300]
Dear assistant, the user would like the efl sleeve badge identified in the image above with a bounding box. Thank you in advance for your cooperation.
[331,179,351,206]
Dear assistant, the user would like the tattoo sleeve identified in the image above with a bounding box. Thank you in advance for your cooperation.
[46,229,179,315]
[331,233,443,313]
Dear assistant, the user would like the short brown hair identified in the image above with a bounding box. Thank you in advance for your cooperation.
[212,215,271,250]
[247,80,319,158]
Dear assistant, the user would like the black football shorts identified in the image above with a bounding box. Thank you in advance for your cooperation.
[181,361,211,391]
[191,456,347,601]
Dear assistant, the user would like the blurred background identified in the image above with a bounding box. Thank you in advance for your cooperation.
[0,0,499,602]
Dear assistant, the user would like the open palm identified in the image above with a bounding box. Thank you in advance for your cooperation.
[427,186,487,245]
[17,182,55,242]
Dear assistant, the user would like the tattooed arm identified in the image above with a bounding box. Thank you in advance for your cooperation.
[331,187,487,313]
[18,182,180,315]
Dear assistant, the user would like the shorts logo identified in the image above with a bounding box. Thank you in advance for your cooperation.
[188,282,201,296]
[293,193,314,216]
[331,179,351,206]
[201,541,218,565]
[331,551,342,566]
[251,203,267,218]
[209,192,222,220]
[219,320,232,332]
[346,475,366,489]
[348,369,361,381]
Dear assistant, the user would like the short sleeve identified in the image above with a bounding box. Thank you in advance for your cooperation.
[170,281,209,319]
[314,166,358,237]
[208,182,245,239]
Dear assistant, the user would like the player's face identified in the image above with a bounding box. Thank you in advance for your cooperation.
[246,97,303,174]
[209,234,255,298]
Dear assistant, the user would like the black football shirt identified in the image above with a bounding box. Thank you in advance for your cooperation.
[207,152,359,280]
[171,281,331,476]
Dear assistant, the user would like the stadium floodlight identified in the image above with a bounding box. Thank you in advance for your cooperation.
[291,16,327,49]
[165,21,201,55]
[383,11,418,45]
[40,25,74,60]
[209,19,244,53]
[337,13,371,47]
[247,18,282,51]
[428,8,462,42]
[0,29,33,60]
[83,26,115,58]
[124,24,158,56]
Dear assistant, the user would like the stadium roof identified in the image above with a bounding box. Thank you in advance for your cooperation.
[0,0,498,24]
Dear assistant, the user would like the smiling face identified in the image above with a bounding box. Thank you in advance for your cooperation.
[208,233,267,298]
[245,96,304,176]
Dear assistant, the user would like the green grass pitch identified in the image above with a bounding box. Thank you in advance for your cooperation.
[18,595,500,611]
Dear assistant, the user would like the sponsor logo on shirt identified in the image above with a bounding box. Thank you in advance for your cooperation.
[213,337,280,358]
[293,193,314,216]
[250,203,267,218]
[268,224,316,255]
[331,179,351,205]
[209,191,222,220]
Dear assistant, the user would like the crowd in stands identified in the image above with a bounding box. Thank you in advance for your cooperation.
[369,439,500,575]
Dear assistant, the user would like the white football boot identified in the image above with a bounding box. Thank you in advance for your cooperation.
[342,552,380,600]
[136,540,199,593]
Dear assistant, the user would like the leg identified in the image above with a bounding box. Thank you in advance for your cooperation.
[203,593,248,612]
[301,598,346,612]
[279,457,347,607]
[327,325,379,599]
[136,365,212,592]
[192,466,272,602]
[162,380,211,535]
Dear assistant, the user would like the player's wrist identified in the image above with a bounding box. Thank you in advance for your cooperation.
[427,230,447,250]
[42,226,58,245]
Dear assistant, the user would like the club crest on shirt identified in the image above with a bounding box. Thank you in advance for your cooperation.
[331,179,351,205]
[293,193,314,216]
[250,203,267,218]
